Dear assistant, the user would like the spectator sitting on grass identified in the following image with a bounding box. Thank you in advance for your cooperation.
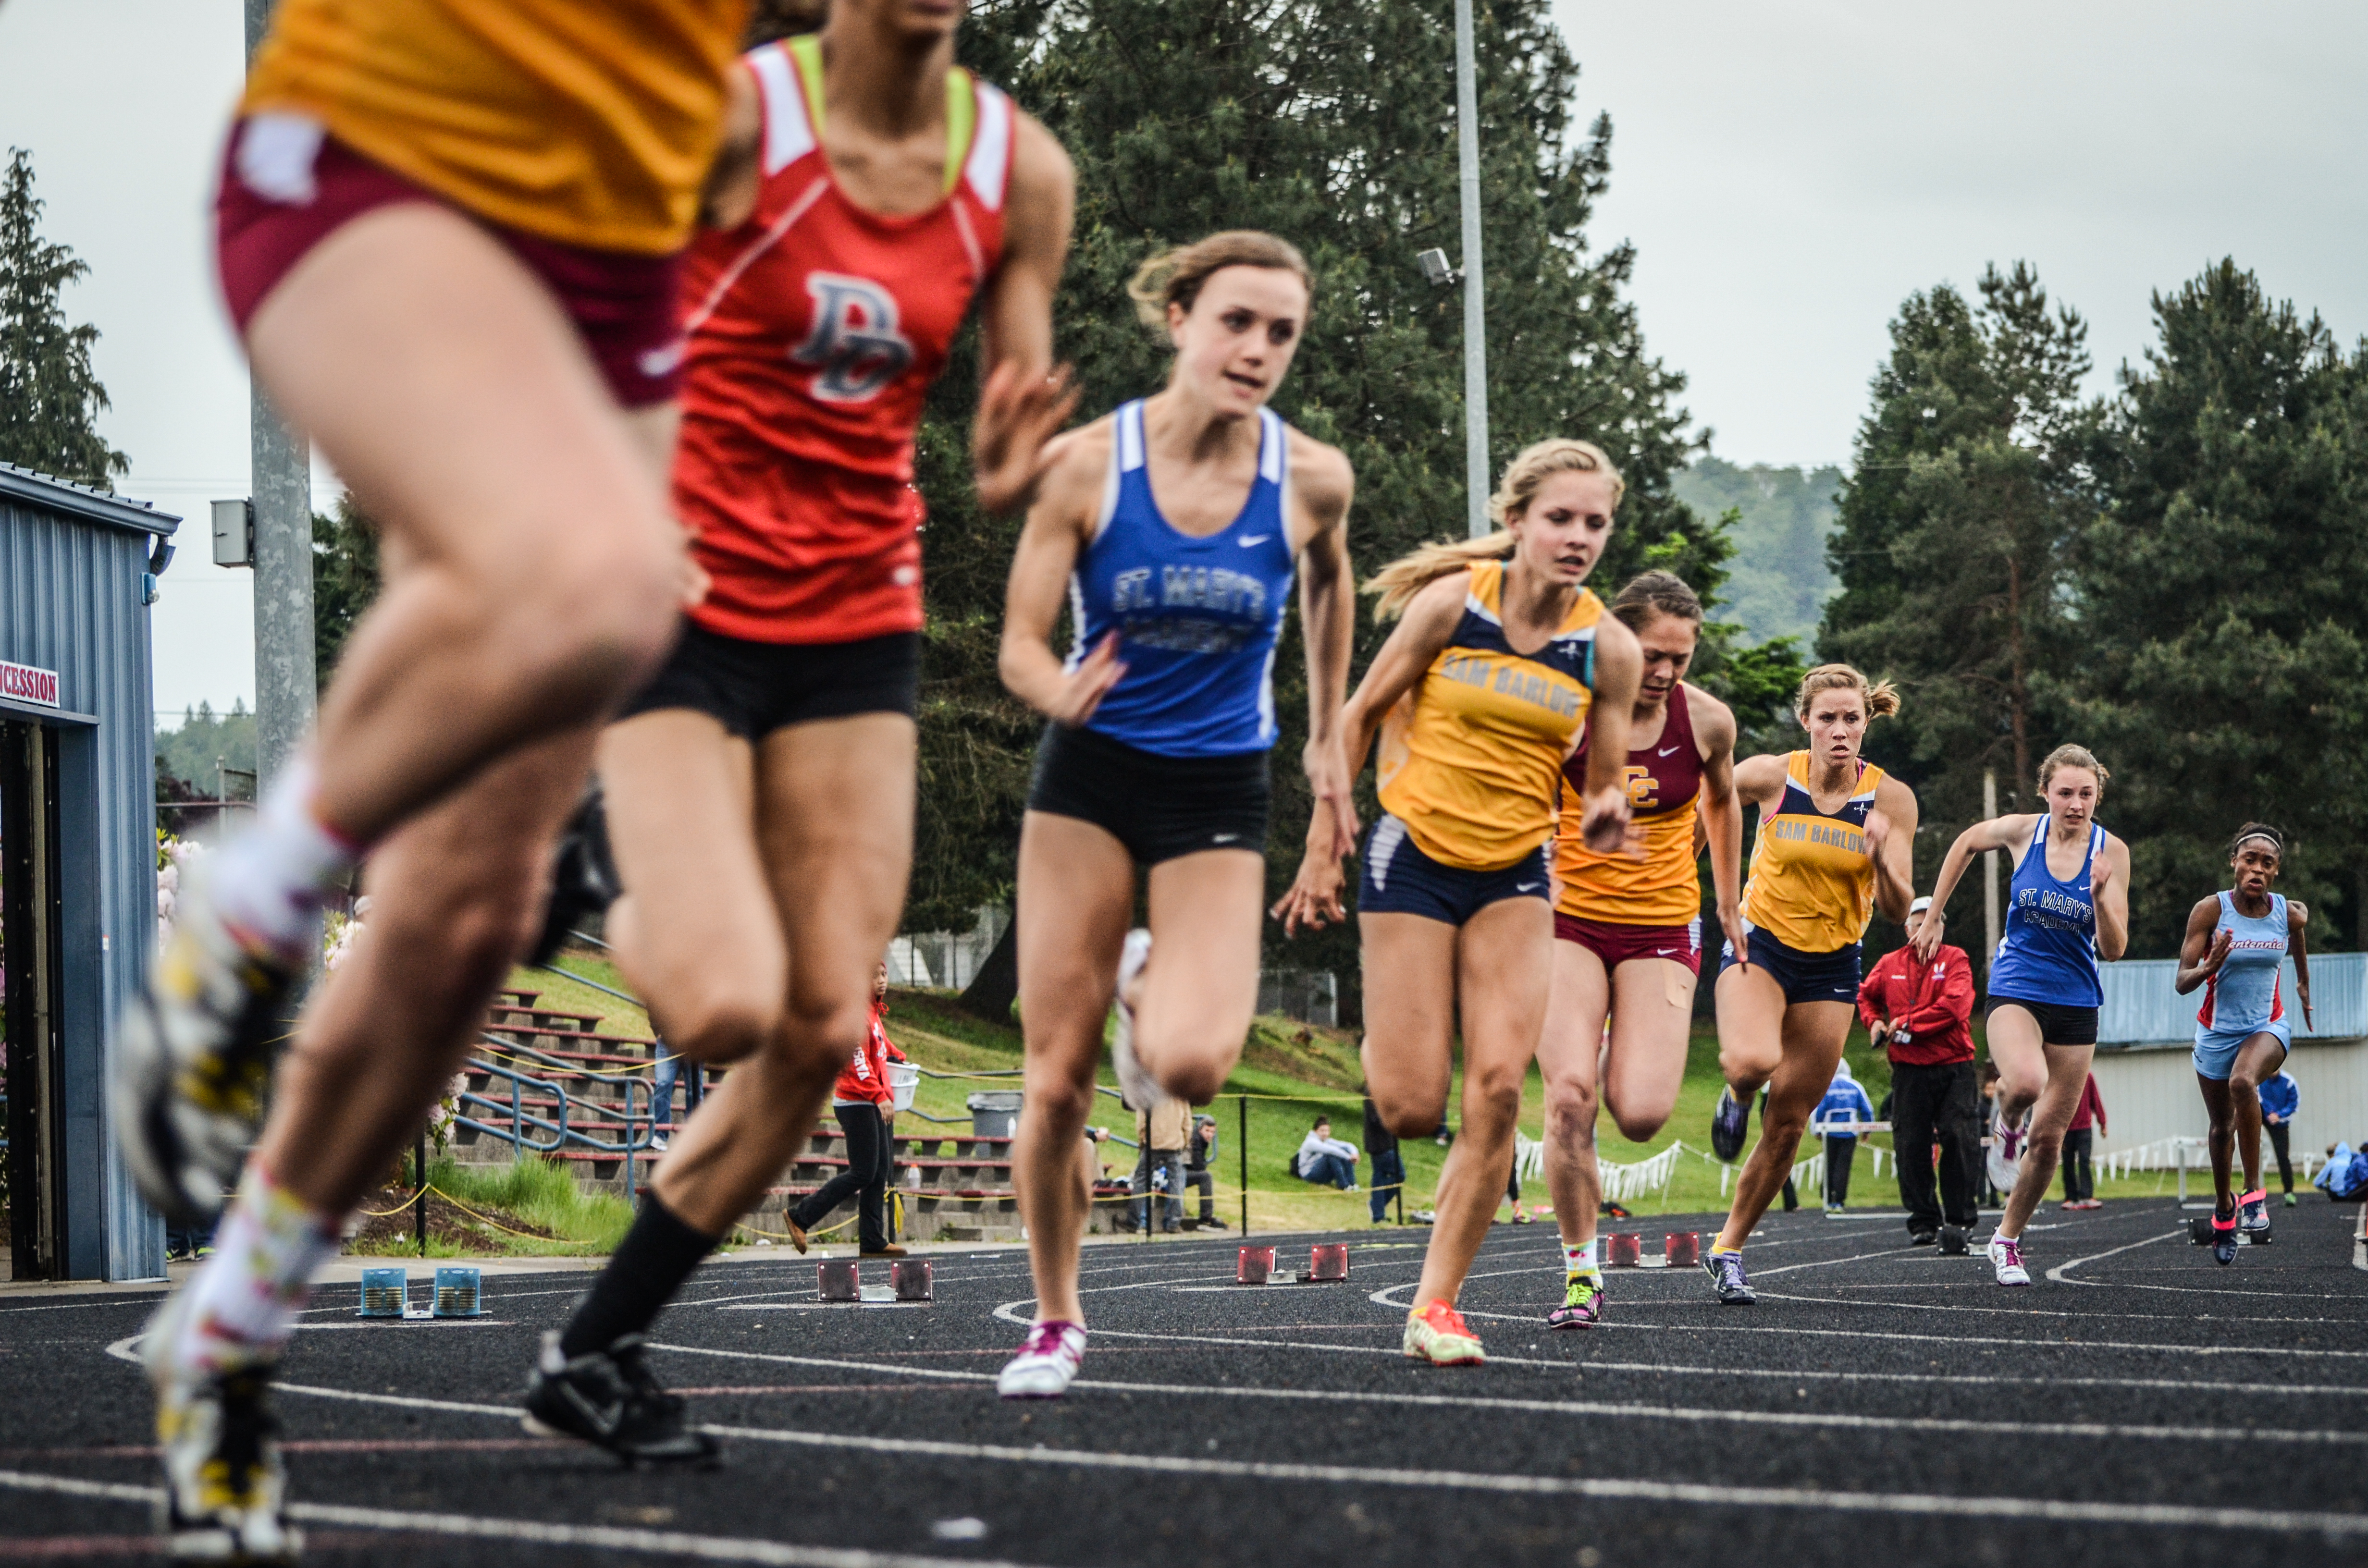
[1296,1115,1359,1190]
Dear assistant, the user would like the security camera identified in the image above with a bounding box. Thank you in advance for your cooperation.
[1417,248,1459,287]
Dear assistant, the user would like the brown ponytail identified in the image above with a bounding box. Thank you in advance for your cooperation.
[1794,663,1900,721]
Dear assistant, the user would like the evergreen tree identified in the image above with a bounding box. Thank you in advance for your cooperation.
[908,0,1719,978]
[1820,263,2093,833]
[2076,261,2368,954]
[0,148,128,489]
[312,495,383,692]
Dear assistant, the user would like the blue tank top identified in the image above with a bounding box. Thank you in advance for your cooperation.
[2196,890,2288,1037]
[1987,818,2104,1008]
[1066,399,1296,757]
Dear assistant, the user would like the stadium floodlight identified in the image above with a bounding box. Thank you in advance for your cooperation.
[1417,248,1459,288]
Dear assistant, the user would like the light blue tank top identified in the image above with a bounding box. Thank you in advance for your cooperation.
[1066,399,1296,757]
[2196,890,2288,1037]
[1987,819,2104,1008]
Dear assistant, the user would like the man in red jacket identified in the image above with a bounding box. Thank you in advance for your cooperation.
[1859,897,1979,1245]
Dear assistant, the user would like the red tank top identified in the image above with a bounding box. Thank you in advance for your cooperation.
[670,37,1013,644]
[1555,682,1709,926]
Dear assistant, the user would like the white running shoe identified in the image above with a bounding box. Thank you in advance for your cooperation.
[1109,929,1164,1112]
[144,1287,300,1562]
[1989,1233,2031,1286]
[997,1320,1087,1398]
[1985,1110,2026,1196]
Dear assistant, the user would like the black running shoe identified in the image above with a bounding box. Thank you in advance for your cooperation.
[523,1332,719,1466]
[2210,1209,2239,1267]
[1703,1250,1755,1305]
[528,783,622,967]
[1908,1228,1938,1247]
[1709,1086,1748,1163]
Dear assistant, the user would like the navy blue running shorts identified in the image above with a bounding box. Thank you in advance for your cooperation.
[1719,926,1862,1005]
[1358,814,1550,927]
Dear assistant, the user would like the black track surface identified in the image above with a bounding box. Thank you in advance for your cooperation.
[4,1198,2363,1565]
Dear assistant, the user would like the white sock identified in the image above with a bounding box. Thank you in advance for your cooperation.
[210,754,360,957]
[1565,1240,1598,1275]
[172,1164,339,1373]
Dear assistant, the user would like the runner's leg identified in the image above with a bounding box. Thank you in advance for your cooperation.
[1985,1006,2048,1128]
[1134,848,1267,1102]
[1602,959,1694,1140]
[1537,940,1613,1253]
[1714,1002,1852,1252]
[1715,959,1786,1103]
[1358,913,1459,1137]
[1998,1042,2093,1239]
[2228,1034,2286,1195]
[2199,1073,2236,1210]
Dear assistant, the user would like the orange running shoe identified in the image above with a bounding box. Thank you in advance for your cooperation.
[1402,1299,1486,1366]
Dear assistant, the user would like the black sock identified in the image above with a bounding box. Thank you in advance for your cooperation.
[557,1194,719,1357]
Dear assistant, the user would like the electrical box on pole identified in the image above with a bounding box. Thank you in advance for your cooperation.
[210,499,254,568]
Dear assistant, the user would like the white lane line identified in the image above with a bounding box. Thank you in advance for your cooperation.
[1756,1290,2357,1325]
[642,1342,2363,1447]
[693,1424,2368,1536]
[0,1469,1044,1568]
[2047,1228,2184,1286]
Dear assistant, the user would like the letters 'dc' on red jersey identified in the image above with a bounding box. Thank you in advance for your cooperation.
[668,36,1013,644]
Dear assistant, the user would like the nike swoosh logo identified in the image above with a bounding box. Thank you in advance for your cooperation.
[1237,535,1271,547]
[1658,746,1681,757]
[1516,882,1542,893]
[1212,833,1240,844]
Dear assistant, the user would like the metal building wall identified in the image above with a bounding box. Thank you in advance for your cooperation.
[2089,1038,2368,1170]
[0,466,176,1280]
[2099,953,2366,1046]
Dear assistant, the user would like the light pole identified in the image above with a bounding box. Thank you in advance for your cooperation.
[244,0,316,791]
[1452,0,1490,539]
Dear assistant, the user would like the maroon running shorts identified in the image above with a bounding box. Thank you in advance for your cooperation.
[214,115,684,408]
[1553,912,1703,977]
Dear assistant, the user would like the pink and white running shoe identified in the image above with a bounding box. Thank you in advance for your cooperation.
[1989,1233,2030,1286]
[998,1320,1087,1399]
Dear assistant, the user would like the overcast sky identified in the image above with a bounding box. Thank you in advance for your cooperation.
[3,0,2362,717]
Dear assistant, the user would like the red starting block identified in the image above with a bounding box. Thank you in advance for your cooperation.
[816,1259,859,1302]
[1237,1245,1278,1285]
[1665,1232,1701,1268]
[891,1259,934,1302]
[1604,1232,1643,1268]
[1297,1243,1350,1283]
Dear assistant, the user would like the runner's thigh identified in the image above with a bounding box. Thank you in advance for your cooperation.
[1360,912,1459,1130]
[759,713,917,1035]
[1536,938,1612,1100]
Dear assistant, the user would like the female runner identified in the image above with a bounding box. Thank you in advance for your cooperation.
[124,0,753,1554]
[1913,745,2128,1286]
[2174,824,2311,1263]
[1535,570,1743,1328]
[995,232,1358,1398]
[522,0,1079,1457]
[1276,439,1643,1366]
[1702,666,1917,1305]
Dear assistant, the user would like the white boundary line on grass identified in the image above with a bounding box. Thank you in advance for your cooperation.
[0,1469,1042,1568]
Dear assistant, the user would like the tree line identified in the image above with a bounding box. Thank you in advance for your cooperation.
[1823,259,2368,959]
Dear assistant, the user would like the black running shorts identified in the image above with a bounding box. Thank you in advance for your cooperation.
[619,625,919,739]
[1026,722,1270,866]
[1986,996,2099,1048]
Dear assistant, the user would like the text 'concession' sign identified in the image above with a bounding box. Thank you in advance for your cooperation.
[0,660,61,708]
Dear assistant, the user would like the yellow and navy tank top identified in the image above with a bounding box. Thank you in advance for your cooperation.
[1375,560,1602,871]
[1739,752,1888,954]
[244,0,749,255]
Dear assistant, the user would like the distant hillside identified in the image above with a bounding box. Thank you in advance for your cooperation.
[1672,457,1844,649]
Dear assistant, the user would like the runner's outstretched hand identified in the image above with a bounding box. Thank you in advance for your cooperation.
[974,361,1079,515]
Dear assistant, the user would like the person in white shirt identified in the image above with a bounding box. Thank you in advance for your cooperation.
[1296,1115,1360,1189]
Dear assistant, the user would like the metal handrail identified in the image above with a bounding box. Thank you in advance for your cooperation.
[459,1033,656,1192]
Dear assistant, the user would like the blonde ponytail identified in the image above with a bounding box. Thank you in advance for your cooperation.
[1364,438,1626,621]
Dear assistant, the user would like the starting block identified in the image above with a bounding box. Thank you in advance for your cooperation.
[1295,1243,1350,1283]
[358,1266,409,1318]
[817,1259,860,1302]
[1604,1233,1642,1268]
[1237,1245,1278,1285]
[1664,1232,1701,1268]
[891,1259,934,1301]
[1938,1224,1968,1255]
[432,1265,485,1318]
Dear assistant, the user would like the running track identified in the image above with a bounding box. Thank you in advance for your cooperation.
[2,1197,2362,1565]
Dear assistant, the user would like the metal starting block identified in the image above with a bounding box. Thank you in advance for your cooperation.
[358,1266,409,1318]
[1664,1232,1701,1268]
[1604,1233,1643,1268]
[1295,1243,1350,1283]
[817,1259,860,1301]
[432,1265,485,1318]
[1237,1245,1278,1284]
[891,1259,934,1301]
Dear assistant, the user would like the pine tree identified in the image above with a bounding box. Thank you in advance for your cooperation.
[908,0,1722,978]
[313,495,384,691]
[2075,261,2368,954]
[1819,263,2093,833]
[0,147,128,489]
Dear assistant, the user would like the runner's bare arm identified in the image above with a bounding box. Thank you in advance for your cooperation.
[973,115,1079,514]
[1571,615,1641,854]
[2173,895,2229,994]
[2290,898,2313,1025]
[998,419,1122,725]
[2092,833,2133,962]
[1291,436,1359,860]
[1912,813,2042,960]
[1864,774,1920,925]
[1689,685,1748,966]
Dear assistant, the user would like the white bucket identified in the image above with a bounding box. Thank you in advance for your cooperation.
[888,1061,920,1113]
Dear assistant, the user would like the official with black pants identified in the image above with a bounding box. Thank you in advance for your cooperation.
[787,981,905,1257]
[1857,897,1980,1243]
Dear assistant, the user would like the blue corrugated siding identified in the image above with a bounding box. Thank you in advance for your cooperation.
[0,476,173,1280]
[2098,952,2366,1047]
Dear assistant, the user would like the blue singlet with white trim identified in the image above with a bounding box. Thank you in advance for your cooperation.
[1987,818,2105,1008]
[1065,399,1296,757]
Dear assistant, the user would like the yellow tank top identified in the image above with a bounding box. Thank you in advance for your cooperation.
[1375,561,1602,871]
[1555,683,1705,926]
[244,0,749,255]
[1738,751,1888,954]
